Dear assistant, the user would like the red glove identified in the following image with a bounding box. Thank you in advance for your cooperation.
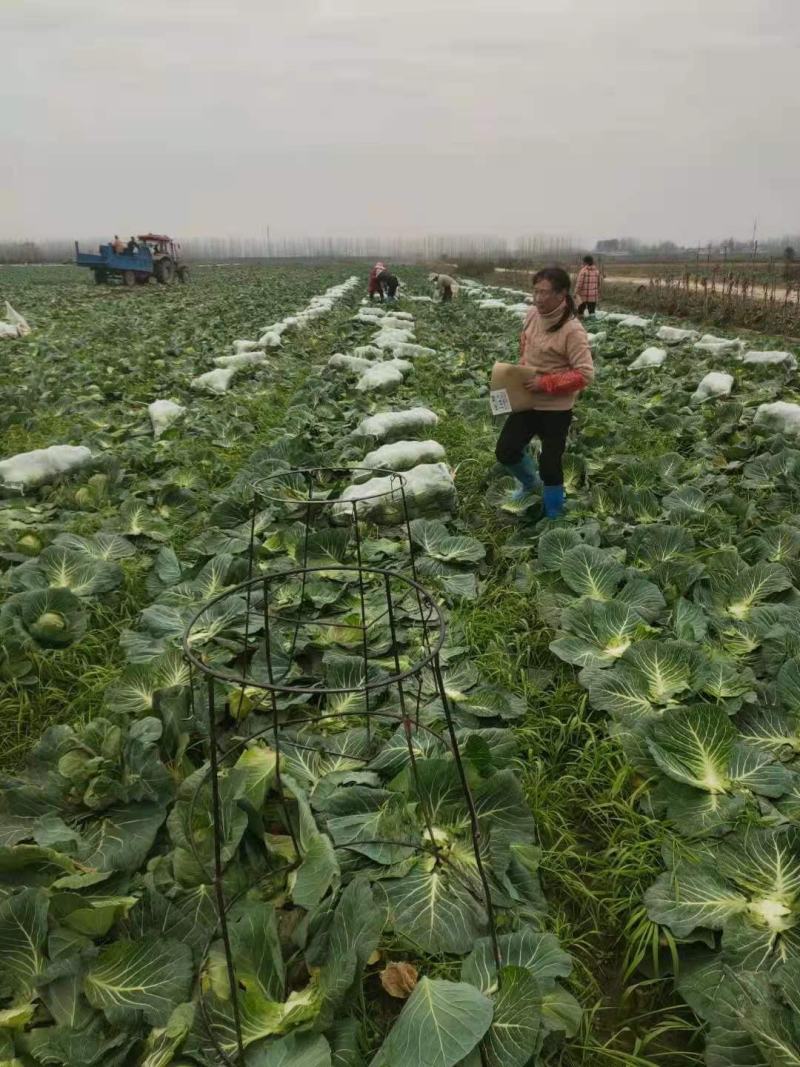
[535,370,587,395]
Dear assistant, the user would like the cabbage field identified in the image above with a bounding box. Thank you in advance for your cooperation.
[1,262,800,1067]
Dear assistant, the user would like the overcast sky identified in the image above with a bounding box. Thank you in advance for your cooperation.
[2,0,798,246]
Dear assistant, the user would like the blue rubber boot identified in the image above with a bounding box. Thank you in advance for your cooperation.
[504,454,542,501]
[542,484,565,519]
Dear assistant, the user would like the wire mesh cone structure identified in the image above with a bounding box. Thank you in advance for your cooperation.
[181,563,502,1066]
[250,464,422,571]
[241,466,434,689]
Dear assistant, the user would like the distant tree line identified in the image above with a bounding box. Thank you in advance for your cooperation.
[595,235,800,260]
[0,232,581,265]
[0,241,56,264]
[1,232,798,267]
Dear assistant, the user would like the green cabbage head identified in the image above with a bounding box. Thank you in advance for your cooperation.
[1,588,87,650]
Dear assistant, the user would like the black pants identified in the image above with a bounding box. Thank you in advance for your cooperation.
[495,409,572,486]
[441,284,453,302]
[578,301,596,315]
[377,271,398,298]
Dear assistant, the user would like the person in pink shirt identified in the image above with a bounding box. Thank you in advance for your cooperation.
[368,262,387,301]
[494,267,594,518]
[575,255,601,316]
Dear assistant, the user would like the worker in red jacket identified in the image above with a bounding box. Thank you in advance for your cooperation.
[368,262,387,301]
[495,267,594,518]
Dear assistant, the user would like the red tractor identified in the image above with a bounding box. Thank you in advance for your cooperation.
[138,234,189,284]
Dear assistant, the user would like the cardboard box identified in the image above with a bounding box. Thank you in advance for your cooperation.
[489,362,539,414]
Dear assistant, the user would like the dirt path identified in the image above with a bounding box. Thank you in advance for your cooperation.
[604,274,798,303]
[489,265,797,305]
[604,275,657,287]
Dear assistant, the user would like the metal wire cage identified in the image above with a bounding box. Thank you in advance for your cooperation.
[181,559,502,1065]
[249,464,423,571]
[228,465,435,699]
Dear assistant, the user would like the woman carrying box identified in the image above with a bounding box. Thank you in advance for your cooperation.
[495,267,594,518]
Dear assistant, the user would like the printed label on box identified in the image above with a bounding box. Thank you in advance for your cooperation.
[489,389,512,416]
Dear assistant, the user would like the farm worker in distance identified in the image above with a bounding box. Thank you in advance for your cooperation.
[495,266,594,519]
[111,235,125,254]
[125,236,138,255]
[575,255,601,316]
[430,272,458,302]
[368,261,388,301]
[377,269,400,301]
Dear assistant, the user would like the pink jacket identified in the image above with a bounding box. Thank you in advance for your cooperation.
[575,265,601,302]
[519,304,594,411]
[368,263,386,295]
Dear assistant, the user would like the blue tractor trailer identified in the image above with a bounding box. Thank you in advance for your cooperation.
[74,234,188,286]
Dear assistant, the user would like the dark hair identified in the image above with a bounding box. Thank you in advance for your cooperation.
[583,254,594,265]
[532,266,576,332]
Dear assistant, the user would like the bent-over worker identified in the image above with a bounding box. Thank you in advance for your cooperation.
[368,261,388,301]
[430,272,457,302]
[495,267,594,519]
[377,269,399,301]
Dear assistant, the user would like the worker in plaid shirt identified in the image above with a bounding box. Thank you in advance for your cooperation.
[575,255,601,316]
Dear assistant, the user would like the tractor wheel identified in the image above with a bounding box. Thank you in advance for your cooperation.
[155,258,175,285]
[177,266,189,284]
[122,270,136,287]
[93,269,107,285]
